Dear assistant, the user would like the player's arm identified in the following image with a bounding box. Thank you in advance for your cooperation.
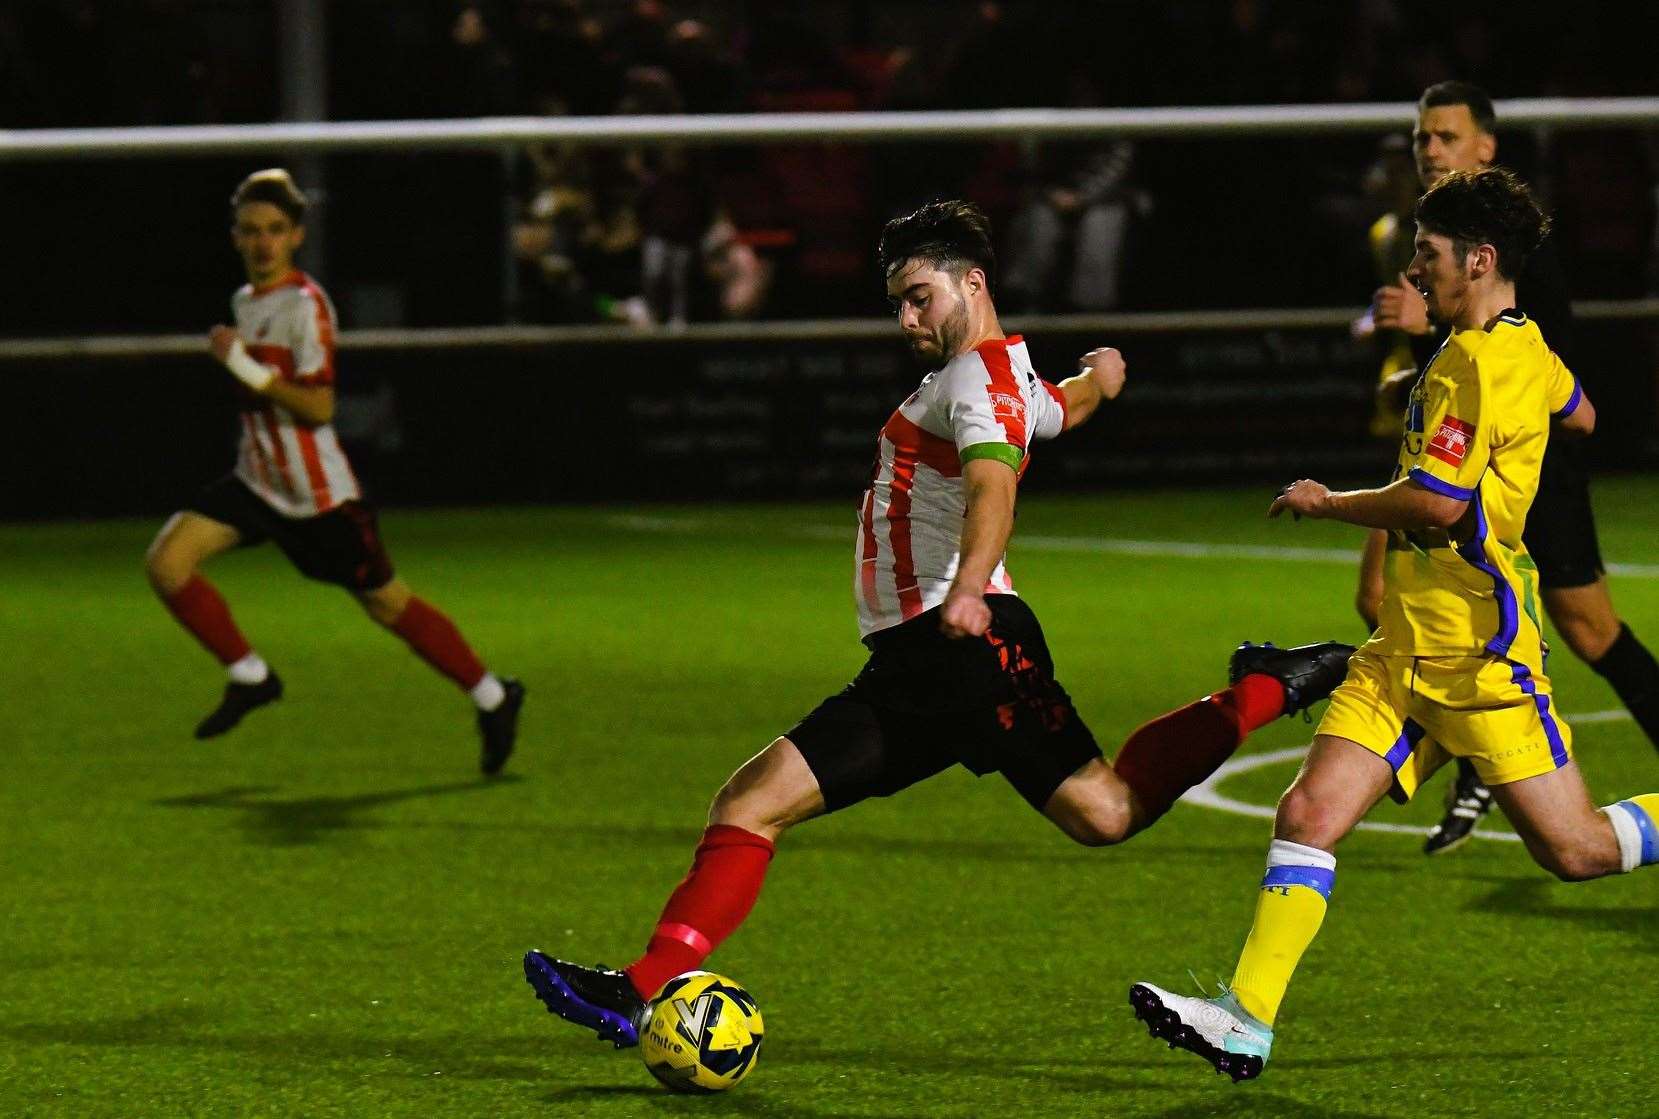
[1557,390,1595,437]
[1054,346,1126,431]
[1270,476,1466,530]
[208,325,334,426]
[1545,347,1595,438]
[940,457,1017,638]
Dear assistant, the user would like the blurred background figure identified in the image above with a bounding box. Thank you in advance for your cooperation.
[1000,72,1140,313]
[1353,133,1430,437]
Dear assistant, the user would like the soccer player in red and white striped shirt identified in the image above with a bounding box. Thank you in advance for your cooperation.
[521,200,1353,1042]
[144,169,524,773]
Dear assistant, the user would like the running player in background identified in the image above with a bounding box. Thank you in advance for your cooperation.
[520,199,1353,1045]
[1131,169,1659,1083]
[144,169,525,774]
[1357,83,1659,854]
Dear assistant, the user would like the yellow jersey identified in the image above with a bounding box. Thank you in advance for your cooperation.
[1369,311,1583,672]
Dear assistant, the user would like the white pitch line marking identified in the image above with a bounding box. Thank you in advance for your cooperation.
[600,516,1659,579]
[602,510,1639,845]
[1182,710,1638,843]
[1182,745,1524,842]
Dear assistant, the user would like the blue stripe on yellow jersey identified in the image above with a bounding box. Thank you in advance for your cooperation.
[1369,311,1581,673]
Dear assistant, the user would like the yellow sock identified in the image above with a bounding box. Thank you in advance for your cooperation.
[1229,839,1335,1026]
[1603,794,1659,871]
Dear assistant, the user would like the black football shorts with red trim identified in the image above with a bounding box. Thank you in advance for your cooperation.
[187,474,395,592]
[787,594,1101,813]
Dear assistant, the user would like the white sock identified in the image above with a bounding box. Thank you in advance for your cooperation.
[1264,838,1337,872]
[228,652,269,685]
[1601,803,1645,873]
[470,672,506,712]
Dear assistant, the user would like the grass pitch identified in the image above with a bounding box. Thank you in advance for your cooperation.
[3,480,1656,1117]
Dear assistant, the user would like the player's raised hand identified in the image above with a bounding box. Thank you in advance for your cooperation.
[939,590,992,639]
[1372,273,1430,335]
[208,324,240,364]
[209,325,275,391]
[1269,479,1332,521]
[1081,347,1126,400]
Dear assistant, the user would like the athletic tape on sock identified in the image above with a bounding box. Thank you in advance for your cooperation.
[1262,838,1337,898]
[654,922,714,957]
[1602,801,1656,872]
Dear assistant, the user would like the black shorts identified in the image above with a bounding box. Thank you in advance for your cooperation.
[786,594,1101,813]
[186,474,395,591]
[1524,441,1604,591]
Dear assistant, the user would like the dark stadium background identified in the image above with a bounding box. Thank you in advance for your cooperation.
[6,6,1659,1118]
[3,0,1655,517]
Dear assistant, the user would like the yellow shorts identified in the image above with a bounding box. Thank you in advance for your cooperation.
[1316,649,1574,802]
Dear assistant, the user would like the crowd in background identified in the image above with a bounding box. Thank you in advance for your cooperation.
[3,0,1658,333]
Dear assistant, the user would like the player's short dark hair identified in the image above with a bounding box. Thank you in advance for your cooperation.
[1418,81,1497,135]
[878,199,996,294]
[1414,167,1549,280]
[231,168,307,225]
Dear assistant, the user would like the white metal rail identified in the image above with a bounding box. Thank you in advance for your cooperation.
[7,98,1659,160]
[4,301,1656,362]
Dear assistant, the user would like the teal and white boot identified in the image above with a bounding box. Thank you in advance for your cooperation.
[1128,981,1273,1082]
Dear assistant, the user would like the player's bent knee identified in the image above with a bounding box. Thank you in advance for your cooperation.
[1063,811,1128,848]
[707,737,821,838]
[1047,797,1131,847]
[357,591,403,627]
[1274,783,1347,848]
[1554,614,1620,663]
[144,537,192,595]
[1532,842,1612,883]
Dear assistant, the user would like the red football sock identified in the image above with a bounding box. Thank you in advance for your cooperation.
[625,824,776,1000]
[164,574,252,666]
[390,597,488,690]
[1215,673,1289,736]
[1111,676,1285,826]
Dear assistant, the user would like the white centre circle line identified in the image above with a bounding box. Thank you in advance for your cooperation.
[1181,744,1531,842]
[1182,708,1626,843]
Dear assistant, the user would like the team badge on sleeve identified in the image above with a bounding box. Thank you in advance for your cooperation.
[1426,417,1474,466]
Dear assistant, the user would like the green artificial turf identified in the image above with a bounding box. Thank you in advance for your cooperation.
[2,480,1656,1117]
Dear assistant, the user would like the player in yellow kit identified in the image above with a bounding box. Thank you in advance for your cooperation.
[1127,168,1659,1083]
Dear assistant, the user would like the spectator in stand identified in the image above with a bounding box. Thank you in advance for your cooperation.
[511,0,618,115]
[436,2,517,117]
[662,18,746,114]
[1001,73,1138,313]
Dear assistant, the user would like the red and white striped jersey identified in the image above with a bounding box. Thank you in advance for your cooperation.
[854,335,1067,638]
[229,270,361,518]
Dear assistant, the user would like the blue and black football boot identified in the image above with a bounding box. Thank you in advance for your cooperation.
[1229,641,1355,720]
[523,950,647,1048]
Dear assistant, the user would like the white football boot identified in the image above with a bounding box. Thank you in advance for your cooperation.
[1128,981,1273,1082]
